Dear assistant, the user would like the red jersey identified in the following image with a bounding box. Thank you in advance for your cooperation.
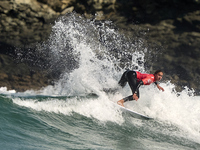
[135,71,155,85]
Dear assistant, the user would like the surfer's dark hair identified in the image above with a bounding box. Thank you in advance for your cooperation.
[154,70,163,74]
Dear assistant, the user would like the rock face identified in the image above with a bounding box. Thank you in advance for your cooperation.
[0,0,200,93]
[1,0,58,47]
[0,53,51,91]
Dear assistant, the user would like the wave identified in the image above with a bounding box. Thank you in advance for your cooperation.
[1,93,200,150]
[1,13,200,149]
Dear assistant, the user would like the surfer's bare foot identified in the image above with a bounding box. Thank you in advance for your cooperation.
[117,99,125,107]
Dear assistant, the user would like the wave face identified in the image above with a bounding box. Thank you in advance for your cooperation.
[1,13,200,150]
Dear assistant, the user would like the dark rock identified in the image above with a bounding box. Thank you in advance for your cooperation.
[0,0,200,93]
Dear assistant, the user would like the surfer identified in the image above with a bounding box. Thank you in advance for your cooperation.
[117,70,164,107]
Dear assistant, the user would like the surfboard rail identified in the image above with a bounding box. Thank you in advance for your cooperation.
[112,101,153,120]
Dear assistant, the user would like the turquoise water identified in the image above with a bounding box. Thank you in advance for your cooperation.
[0,93,200,150]
[1,13,200,149]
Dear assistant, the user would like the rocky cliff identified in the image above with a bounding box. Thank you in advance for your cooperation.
[0,0,200,93]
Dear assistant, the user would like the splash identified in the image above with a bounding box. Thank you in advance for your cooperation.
[10,12,147,125]
[0,87,16,94]
[34,13,146,96]
[9,13,200,143]
[127,82,200,142]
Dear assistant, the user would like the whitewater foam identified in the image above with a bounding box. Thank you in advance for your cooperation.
[12,95,125,125]
[6,13,200,144]
[0,87,16,94]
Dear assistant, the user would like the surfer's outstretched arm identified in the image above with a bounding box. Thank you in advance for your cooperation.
[157,84,164,91]
[154,82,164,91]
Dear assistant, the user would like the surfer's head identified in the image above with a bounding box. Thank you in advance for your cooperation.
[154,70,163,81]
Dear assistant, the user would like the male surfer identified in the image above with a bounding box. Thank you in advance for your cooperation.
[117,70,164,107]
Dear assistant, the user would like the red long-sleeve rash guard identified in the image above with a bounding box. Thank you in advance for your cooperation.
[135,71,156,85]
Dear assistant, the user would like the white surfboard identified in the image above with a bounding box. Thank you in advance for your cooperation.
[112,102,153,120]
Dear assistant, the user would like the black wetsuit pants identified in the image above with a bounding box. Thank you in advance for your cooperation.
[118,70,140,102]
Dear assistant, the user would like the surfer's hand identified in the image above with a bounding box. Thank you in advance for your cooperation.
[157,85,164,91]
[133,93,139,101]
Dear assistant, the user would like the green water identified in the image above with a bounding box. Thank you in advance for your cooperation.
[0,94,199,150]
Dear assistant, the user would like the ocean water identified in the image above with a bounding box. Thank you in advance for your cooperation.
[1,13,200,150]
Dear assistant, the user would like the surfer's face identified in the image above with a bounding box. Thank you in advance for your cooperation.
[154,72,163,81]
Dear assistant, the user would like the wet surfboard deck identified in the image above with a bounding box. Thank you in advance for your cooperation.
[112,102,153,120]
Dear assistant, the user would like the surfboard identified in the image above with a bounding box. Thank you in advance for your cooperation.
[112,102,153,120]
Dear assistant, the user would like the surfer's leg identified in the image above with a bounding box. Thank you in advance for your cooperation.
[117,95,134,107]
[119,92,139,106]
[117,71,139,106]
[136,89,140,98]
[126,71,137,92]
[104,70,130,94]
[117,70,140,106]
[124,95,134,101]
[118,70,129,88]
